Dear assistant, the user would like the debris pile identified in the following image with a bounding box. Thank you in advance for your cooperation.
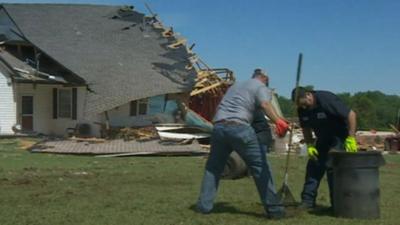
[108,126,159,141]
[356,131,396,151]
[383,125,400,152]
[30,139,207,156]
[189,68,234,121]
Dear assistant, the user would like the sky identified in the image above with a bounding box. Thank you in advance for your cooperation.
[3,0,400,97]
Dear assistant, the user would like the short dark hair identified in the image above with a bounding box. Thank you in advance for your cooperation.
[252,68,269,86]
[252,68,267,78]
[291,86,308,102]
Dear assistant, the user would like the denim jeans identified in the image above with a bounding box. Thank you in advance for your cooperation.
[196,123,284,215]
[301,136,345,207]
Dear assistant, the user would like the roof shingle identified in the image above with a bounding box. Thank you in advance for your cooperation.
[1,4,196,114]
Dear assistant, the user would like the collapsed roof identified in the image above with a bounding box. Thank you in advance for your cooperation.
[1,4,197,114]
[0,49,67,83]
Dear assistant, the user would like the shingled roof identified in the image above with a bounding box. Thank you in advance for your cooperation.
[0,50,67,83]
[1,4,196,115]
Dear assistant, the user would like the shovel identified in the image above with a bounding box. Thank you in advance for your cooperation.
[277,128,298,206]
[277,53,303,206]
[277,122,298,206]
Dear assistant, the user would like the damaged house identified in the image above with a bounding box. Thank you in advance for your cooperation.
[0,4,234,137]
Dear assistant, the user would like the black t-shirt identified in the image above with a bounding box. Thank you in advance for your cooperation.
[252,108,270,133]
[298,90,350,140]
[251,108,272,145]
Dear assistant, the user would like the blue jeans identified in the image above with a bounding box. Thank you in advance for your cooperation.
[196,123,284,215]
[301,136,345,207]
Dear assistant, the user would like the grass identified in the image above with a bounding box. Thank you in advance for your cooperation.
[0,138,399,225]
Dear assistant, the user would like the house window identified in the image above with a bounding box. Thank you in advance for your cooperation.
[58,89,72,118]
[130,98,148,116]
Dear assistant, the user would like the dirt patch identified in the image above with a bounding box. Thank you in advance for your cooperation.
[0,178,9,184]
[385,163,400,169]
[19,139,39,150]
[12,177,32,185]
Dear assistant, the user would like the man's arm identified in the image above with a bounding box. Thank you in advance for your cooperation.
[302,127,314,144]
[344,110,358,152]
[260,101,289,137]
[260,101,281,123]
[322,93,356,135]
[348,110,357,137]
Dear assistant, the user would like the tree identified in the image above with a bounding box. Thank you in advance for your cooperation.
[351,94,377,130]
[277,95,295,118]
[337,92,352,106]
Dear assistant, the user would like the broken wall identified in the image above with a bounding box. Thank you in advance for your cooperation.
[104,94,186,128]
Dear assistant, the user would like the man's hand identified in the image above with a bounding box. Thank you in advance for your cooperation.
[275,118,289,137]
[344,136,358,152]
[307,145,319,160]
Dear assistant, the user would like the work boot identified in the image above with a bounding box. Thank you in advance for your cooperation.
[297,202,315,211]
[267,211,286,220]
[312,206,333,215]
[267,209,299,220]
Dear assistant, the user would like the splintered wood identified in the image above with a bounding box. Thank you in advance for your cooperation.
[116,126,159,141]
[69,137,106,143]
[190,69,234,96]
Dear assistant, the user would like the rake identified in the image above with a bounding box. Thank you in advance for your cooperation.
[277,53,303,206]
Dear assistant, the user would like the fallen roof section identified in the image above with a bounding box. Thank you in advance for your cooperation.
[30,139,207,156]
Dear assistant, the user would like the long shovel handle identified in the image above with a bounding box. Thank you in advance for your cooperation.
[283,53,303,181]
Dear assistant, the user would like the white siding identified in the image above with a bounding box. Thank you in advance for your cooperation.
[15,84,91,136]
[0,72,16,134]
[9,84,176,137]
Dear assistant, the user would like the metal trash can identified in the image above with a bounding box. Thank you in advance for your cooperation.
[329,151,385,219]
[221,151,248,179]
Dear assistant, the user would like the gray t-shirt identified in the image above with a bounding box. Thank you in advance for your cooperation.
[213,79,271,124]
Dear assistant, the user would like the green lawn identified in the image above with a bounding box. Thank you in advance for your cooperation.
[0,138,399,225]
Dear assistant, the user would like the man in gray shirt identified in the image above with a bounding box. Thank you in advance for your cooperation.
[196,69,289,219]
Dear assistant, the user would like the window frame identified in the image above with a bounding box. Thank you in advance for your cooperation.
[58,88,72,119]
[130,98,149,116]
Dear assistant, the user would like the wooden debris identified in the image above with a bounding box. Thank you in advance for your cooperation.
[109,126,159,141]
[162,27,174,37]
[167,38,186,49]
[159,138,195,145]
[69,137,106,143]
[191,81,224,96]
[190,69,234,97]
[356,131,395,151]
[200,144,210,149]
[389,124,400,134]
[104,111,110,131]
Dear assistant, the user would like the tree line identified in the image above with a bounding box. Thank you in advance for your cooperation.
[277,90,400,131]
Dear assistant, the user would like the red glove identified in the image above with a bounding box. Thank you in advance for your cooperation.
[275,118,289,137]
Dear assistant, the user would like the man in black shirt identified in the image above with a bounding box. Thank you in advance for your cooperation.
[252,109,273,152]
[292,87,358,209]
[251,69,274,153]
